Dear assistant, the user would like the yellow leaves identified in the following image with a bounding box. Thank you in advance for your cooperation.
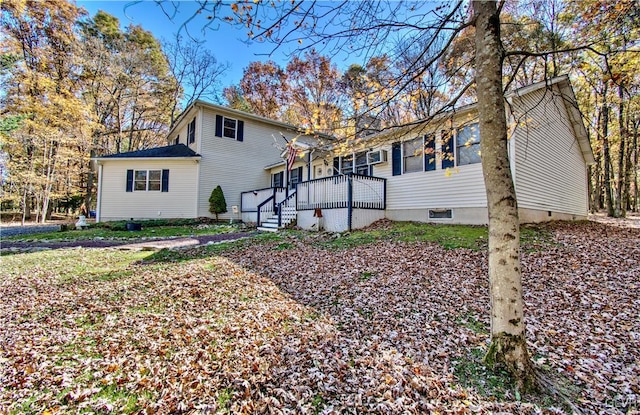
[106,363,119,372]
[231,3,239,13]
[443,167,460,177]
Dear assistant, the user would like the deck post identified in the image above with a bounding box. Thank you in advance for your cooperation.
[347,175,353,232]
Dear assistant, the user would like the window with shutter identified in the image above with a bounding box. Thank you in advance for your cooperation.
[215,115,244,141]
[129,169,165,191]
[403,137,423,174]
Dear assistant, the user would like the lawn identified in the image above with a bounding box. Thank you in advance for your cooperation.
[0,221,638,414]
[2,219,240,242]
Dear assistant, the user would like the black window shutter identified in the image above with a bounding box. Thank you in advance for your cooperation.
[161,169,169,192]
[237,120,244,141]
[126,169,134,192]
[297,166,303,182]
[215,115,223,137]
[333,157,340,176]
[392,142,402,176]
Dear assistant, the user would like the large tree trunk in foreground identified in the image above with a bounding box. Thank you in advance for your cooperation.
[473,0,536,392]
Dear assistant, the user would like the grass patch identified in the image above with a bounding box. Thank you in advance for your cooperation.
[453,347,513,399]
[217,388,233,413]
[314,221,556,252]
[520,225,558,252]
[1,249,149,283]
[274,242,294,250]
[311,394,326,414]
[3,221,240,242]
[359,271,376,282]
[317,221,488,251]
[456,312,488,334]
[142,231,284,263]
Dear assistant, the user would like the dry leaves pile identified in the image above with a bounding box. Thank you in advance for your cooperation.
[0,221,638,414]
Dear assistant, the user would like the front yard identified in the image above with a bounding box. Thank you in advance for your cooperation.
[1,221,638,414]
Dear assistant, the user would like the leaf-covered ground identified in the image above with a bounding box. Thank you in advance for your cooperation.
[0,221,638,414]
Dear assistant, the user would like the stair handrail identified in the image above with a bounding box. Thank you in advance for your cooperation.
[256,195,275,227]
[277,191,296,228]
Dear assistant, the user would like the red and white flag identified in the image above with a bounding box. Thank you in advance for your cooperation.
[287,145,298,171]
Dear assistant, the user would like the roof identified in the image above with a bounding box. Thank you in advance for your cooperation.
[336,75,595,165]
[170,100,334,142]
[94,144,200,160]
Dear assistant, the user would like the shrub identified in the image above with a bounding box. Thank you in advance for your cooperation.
[209,185,227,221]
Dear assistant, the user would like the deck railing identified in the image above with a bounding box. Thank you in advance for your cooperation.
[241,187,286,212]
[296,174,386,211]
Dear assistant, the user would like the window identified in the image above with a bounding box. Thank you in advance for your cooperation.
[134,170,161,191]
[126,169,169,192]
[188,118,196,144]
[403,137,423,173]
[272,171,284,188]
[441,130,455,169]
[334,151,370,176]
[429,209,452,219]
[289,166,303,189]
[354,151,369,175]
[215,115,245,141]
[424,135,436,171]
[148,170,161,191]
[456,123,480,165]
[340,154,353,175]
[134,170,148,191]
[223,117,238,139]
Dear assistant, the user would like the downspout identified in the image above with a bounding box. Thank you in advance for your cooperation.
[96,162,103,222]
[194,159,200,218]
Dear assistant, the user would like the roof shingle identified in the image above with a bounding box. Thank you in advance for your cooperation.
[97,144,200,159]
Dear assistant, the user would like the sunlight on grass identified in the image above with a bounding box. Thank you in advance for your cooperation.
[313,221,554,252]
[317,221,489,250]
[3,221,240,242]
[1,249,149,283]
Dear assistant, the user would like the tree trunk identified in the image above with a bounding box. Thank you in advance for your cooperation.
[622,109,634,212]
[616,84,626,217]
[632,119,639,212]
[601,100,616,217]
[21,186,30,225]
[473,0,536,392]
[594,150,603,210]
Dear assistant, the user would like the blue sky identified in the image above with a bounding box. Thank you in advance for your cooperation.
[76,1,302,87]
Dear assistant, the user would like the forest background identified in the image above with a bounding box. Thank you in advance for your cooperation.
[0,0,638,223]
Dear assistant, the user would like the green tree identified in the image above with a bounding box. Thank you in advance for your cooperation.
[208,185,227,221]
[1,0,89,223]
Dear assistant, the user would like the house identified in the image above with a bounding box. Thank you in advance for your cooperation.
[94,75,594,232]
[93,101,322,222]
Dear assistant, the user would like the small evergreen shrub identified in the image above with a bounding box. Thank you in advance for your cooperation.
[209,185,227,221]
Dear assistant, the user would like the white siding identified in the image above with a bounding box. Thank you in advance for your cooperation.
[512,86,589,217]
[98,159,199,221]
[196,107,312,219]
[372,144,487,210]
